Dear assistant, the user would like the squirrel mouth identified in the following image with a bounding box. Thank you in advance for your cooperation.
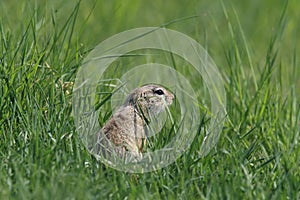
[166,94,175,106]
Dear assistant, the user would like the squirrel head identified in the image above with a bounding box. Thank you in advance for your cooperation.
[125,84,174,118]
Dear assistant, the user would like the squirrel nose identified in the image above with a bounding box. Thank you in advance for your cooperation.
[166,94,174,105]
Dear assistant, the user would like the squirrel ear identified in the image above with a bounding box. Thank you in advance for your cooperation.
[124,92,135,105]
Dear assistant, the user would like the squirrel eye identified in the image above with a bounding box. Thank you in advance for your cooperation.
[154,89,164,95]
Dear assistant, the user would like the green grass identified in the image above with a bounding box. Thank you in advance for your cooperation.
[1,0,299,199]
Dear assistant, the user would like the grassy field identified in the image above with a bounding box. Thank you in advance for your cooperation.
[0,0,299,199]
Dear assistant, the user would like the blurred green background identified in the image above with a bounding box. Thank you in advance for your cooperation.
[1,0,299,88]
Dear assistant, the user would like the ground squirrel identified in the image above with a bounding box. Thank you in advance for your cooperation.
[96,84,174,162]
